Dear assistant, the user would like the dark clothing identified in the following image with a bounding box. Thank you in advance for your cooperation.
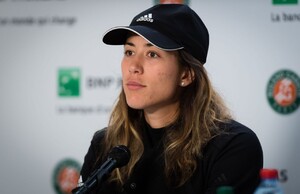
[80,120,263,194]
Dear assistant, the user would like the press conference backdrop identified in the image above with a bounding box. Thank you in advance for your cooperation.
[0,0,299,193]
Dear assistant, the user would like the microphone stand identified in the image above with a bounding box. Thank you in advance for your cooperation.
[72,145,130,194]
[73,158,116,194]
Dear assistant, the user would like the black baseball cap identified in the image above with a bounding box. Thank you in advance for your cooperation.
[102,4,209,64]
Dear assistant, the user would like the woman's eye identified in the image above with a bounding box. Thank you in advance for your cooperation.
[148,51,159,58]
[124,50,134,56]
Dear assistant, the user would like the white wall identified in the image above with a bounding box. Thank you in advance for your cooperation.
[0,0,299,193]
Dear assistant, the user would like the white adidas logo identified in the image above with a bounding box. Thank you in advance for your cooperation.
[136,13,153,22]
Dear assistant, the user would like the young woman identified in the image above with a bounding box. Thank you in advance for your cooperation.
[78,4,263,194]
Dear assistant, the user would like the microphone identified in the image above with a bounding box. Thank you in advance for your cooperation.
[73,145,131,194]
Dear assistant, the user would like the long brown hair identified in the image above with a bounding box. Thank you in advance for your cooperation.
[100,50,232,187]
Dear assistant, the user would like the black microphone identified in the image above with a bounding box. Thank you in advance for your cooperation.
[73,145,131,194]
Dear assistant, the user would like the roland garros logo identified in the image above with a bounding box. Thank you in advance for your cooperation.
[267,69,300,114]
[52,158,81,194]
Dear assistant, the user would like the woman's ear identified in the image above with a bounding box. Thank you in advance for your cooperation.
[179,68,194,87]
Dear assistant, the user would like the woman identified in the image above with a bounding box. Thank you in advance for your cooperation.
[78,4,263,194]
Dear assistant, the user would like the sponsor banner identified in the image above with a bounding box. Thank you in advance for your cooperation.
[267,69,300,114]
[0,0,77,27]
[58,68,81,97]
[273,0,298,5]
[0,16,77,27]
[278,169,288,183]
[56,67,121,115]
[271,0,300,22]
[0,1,299,194]
[52,158,81,194]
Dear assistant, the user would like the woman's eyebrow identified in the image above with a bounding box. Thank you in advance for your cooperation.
[124,41,154,48]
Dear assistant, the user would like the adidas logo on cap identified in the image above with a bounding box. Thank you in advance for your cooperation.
[136,13,153,22]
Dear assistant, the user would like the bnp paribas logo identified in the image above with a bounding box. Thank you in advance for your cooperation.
[273,0,298,5]
[267,69,300,114]
[58,68,80,97]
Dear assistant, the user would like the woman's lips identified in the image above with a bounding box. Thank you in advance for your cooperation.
[126,81,146,90]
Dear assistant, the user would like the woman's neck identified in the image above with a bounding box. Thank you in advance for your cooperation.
[143,102,179,129]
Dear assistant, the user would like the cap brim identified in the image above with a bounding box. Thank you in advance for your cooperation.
[102,26,184,51]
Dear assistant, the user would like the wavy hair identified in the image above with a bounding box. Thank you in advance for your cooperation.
[99,50,232,187]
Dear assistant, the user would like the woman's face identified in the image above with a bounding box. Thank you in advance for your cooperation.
[121,35,183,115]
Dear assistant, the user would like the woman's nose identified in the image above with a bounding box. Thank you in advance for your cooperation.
[128,56,143,74]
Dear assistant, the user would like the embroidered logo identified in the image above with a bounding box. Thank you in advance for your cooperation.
[266,69,300,114]
[136,13,153,22]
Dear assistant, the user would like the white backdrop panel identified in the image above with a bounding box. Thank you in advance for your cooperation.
[0,0,299,194]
